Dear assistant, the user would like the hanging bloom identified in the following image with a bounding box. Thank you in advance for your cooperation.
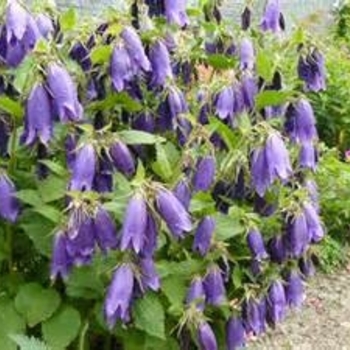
[285,270,304,308]
[22,15,40,51]
[0,173,19,223]
[285,211,309,258]
[164,0,189,27]
[285,99,317,144]
[299,256,315,278]
[267,280,287,326]
[173,179,191,210]
[198,322,218,350]
[36,14,54,39]
[215,86,234,120]
[186,277,205,311]
[21,83,53,147]
[140,258,160,292]
[121,26,151,72]
[261,0,285,33]
[70,42,92,71]
[46,62,83,122]
[268,235,286,264]
[242,299,261,335]
[226,316,245,350]
[104,263,134,327]
[299,142,318,172]
[241,75,258,111]
[120,193,147,253]
[50,232,72,281]
[69,144,96,191]
[251,259,262,276]
[193,156,216,192]
[304,179,319,212]
[6,0,29,43]
[247,229,268,260]
[93,154,114,193]
[109,141,135,177]
[258,297,267,334]
[156,188,192,239]
[142,213,158,258]
[167,86,188,119]
[193,216,215,256]
[150,40,173,87]
[239,38,255,71]
[241,6,252,30]
[203,266,226,306]
[303,202,324,242]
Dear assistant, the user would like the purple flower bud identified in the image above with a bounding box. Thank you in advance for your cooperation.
[261,0,285,33]
[70,42,91,71]
[198,322,218,350]
[167,86,188,119]
[285,270,304,308]
[164,0,189,27]
[140,258,160,292]
[142,213,158,258]
[21,83,53,147]
[226,316,245,350]
[94,207,118,253]
[303,202,324,242]
[109,141,135,177]
[242,299,261,335]
[267,280,287,326]
[268,236,286,264]
[69,144,96,191]
[104,263,134,327]
[36,14,54,39]
[299,256,315,278]
[299,142,318,171]
[93,153,113,193]
[22,15,40,51]
[203,266,226,306]
[241,75,257,111]
[247,229,268,260]
[251,259,262,276]
[0,173,19,222]
[241,6,251,30]
[173,179,191,210]
[47,63,83,122]
[150,40,173,87]
[285,212,309,258]
[193,216,215,256]
[121,194,147,253]
[186,277,205,311]
[193,156,216,192]
[6,0,28,43]
[132,113,155,133]
[240,38,255,71]
[51,232,72,281]
[215,86,234,120]
[156,189,192,239]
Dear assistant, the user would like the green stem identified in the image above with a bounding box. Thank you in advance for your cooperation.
[104,334,112,350]
[5,223,12,272]
[78,321,89,350]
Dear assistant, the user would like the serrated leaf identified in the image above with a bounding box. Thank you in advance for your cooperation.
[16,190,43,207]
[256,51,274,82]
[214,212,245,241]
[206,54,236,69]
[255,90,292,110]
[156,259,202,279]
[118,130,165,145]
[9,334,49,350]
[33,205,61,224]
[0,96,23,119]
[12,57,35,94]
[60,8,76,32]
[38,176,66,203]
[133,293,165,340]
[15,283,61,327]
[89,92,142,113]
[152,143,173,180]
[145,336,180,350]
[42,306,81,349]
[162,277,186,312]
[38,160,68,177]
[90,46,112,65]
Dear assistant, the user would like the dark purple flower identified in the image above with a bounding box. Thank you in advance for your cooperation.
[132,113,155,133]
[261,0,285,33]
[140,258,160,292]
[240,38,255,71]
[186,277,205,311]
[247,229,268,260]
[93,154,113,193]
[241,75,257,111]
[109,141,135,177]
[193,156,216,192]
[36,14,54,39]
[299,142,318,171]
[94,207,118,253]
[242,299,261,335]
[254,194,276,217]
[285,270,304,308]
[303,202,324,242]
[150,40,173,87]
[193,216,215,256]
[167,86,188,119]
[299,256,315,278]
[173,179,191,210]
[251,259,262,276]
[47,62,83,122]
[198,322,218,350]
[21,83,52,147]
[156,188,192,239]
[104,263,134,327]
[5,41,26,68]
[0,173,19,222]
[226,316,245,350]
[69,144,96,191]
[268,235,286,264]
[241,6,251,30]
[267,280,287,326]
[120,194,147,253]
[164,0,189,27]
[203,266,226,306]
[285,211,309,258]
[50,232,72,281]
[215,86,234,120]
[142,213,158,258]
[70,42,91,71]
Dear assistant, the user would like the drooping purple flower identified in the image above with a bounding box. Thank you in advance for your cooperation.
[0,173,19,223]
[226,316,246,350]
[241,75,257,111]
[299,142,318,171]
[258,297,267,334]
[186,277,205,311]
[69,144,96,191]
[240,38,255,71]
[6,0,29,43]
[104,263,134,327]
[132,112,155,133]
[50,232,72,281]
[36,14,54,39]
[261,0,285,33]
[193,216,215,256]
[70,42,92,71]
[285,270,304,308]
[215,86,234,120]
[167,86,188,119]
[267,280,287,326]
[150,40,173,87]
[164,0,189,27]
[109,141,135,177]
[285,211,309,258]
[247,229,268,260]
[22,14,40,51]
[173,179,191,210]
[120,193,147,253]
[254,194,277,217]
[198,322,218,350]
[241,6,252,30]
[304,179,319,212]
[192,156,216,193]
[303,202,324,242]
[156,188,192,239]
[21,83,52,147]
[46,62,83,122]
[242,299,261,335]
[94,207,118,253]
[140,258,160,292]
[268,235,286,264]
[299,256,316,278]
[250,259,262,276]
[5,41,26,68]
[203,266,226,306]
[93,153,114,193]
[142,213,158,258]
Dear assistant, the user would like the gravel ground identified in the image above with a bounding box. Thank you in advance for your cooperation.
[247,269,350,350]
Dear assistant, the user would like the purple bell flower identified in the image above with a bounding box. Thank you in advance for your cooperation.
[120,193,147,253]
[241,75,257,111]
[203,266,226,306]
[164,0,189,27]
[268,235,286,264]
[186,277,205,311]
[104,263,134,327]
[156,188,192,239]
[192,156,216,192]
[299,142,318,171]
[173,179,191,210]
[240,38,255,71]
[226,316,245,350]
[285,270,304,308]
[258,297,267,334]
[285,211,309,258]
[140,258,160,292]
[304,179,319,212]
[36,14,54,39]
[247,229,268,260]
[261,0,285,33]
[198,322,218,350]
[167,86,188,119]
[193,216,215,256]
[70,42,92,71]
[94,207,118,253]
[21,83,53,147]
[6,0,29,43]
[242,299,261,335]
[50,232,72,281]
[150,40,173,87]
[109,141,135,177]
[241,6,251,31]
[267,280,287,326]
[47,62,83,122]
[22,15,40,51]
[93,153,113,193]
[303,202,324,242]
[299,256,315,278]
[69,144,96,191]
[0,173,19,223]
[251,259,262,276]
[215,86,234,120]
[5,41,26,68]
[142,213,158,258]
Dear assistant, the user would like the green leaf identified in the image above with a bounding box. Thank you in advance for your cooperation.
[133,293,165,340]
[0,297,25,350]
[162,277,186,313]
[90,46,113,65]
[190,192,216,215]
[206,54,236,69]
[145,336,180,350]
[0,96,23,119]
[15,283,61,327]
[60,8,76,32]
[9,334,49,350]
[12,57,35,94]
[208,117,240,150]
[42,306,81,349]
[33,205,61,224]
[119,130,165,145]
[256,51,274,82]
[38,176,66,203]
[38,160,68,177]
[152,143,174,181]
[89,92,142,113]
[16,190,43,207]
[157,259,202,279]
[255,91,293,110]
[214,212,245,241]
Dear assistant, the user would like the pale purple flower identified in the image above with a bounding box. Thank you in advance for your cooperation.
[0,173,19,222]
[50,232,72,281]
[22,14,40,51]
[186,277,205,311]
[267,280,287,326]
[226,316,246,350]
[285,270,304,308]
[94,207,118,253]
[247,229,268,260]
[193,216,215,256]
[193,156,216,192]
[215,86,234,120]
[109,141,135,177]
[203,266,226,306]
[104,263,134,327]
[241,75,258,110]
[142,213,158,258]
[305,179,319,211]
[285,211,309,258]
[5,41,26,67]
[164,0,189,27]
[261,0,285,33]
[167,86,188,119]
[242,299,261,335]
[36,14,54,39]
[6,0,29,43]
[173,179,191,210]
[150,40,173,87]
[303,202,324,242]
[140,258,160,292]
[299,142,318,171]
[198,322,218,350]
[240,38,255,71]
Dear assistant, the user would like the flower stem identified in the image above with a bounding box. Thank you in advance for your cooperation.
[78,321,89,350]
